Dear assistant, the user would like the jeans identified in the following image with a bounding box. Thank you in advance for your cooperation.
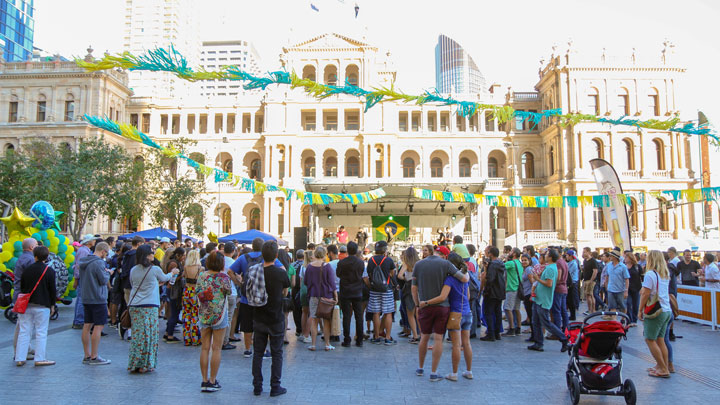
[399,298,408,329]
[567,282,579,320]
[252,320,284,390]
[73,288,84,325]
[469,299,479,336]
[165,297,181,335]
[551,293,568,331]
[523,295,534,337]
[664,319,674,363]
[626,290,640,323]
[532,303,566,347]
[593,282,604,311]
[482,297,502,338]
[474,297,483,328]
[224,298,238,345]
[15,304,50,362]
[339,296,363,342]
[292,290,302,335]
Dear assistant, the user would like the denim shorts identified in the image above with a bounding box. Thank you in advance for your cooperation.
[449,312,473,331]
[197,313,228,331]
[607,291,626,311]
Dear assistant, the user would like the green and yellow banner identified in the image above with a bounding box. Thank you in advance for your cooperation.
[372,215,409,241]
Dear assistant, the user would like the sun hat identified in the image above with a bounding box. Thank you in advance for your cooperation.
[80,234,95,245]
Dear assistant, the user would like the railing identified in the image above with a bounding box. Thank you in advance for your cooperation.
[512,92,539,101]
[651,170,670,178]
[594,231,609,240]
[486,178,508,188]
[656,231,673,239]
[520,178,545,186]
[507,230,560,245]
[621,170,640,178]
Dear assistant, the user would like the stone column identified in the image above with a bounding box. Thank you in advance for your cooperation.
[338,108,344,132]
[337,148,346,179]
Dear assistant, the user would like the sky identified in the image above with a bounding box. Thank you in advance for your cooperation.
[33,0,720,123]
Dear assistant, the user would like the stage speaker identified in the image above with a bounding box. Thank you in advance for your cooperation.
[491,228,505,250]
[294,227,308,252]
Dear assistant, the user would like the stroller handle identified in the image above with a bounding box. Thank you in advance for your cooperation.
[582,311,631,326]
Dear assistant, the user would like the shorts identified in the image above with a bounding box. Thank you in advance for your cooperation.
[368,291,395,315]
[503,291,521,311]
[402,293,416,312]
[83,303,108,326]
[607,292,626,311]
[238,302,254,333]
[418,306,450,335]
[583,280,595,296]
[309,297,320,318]
[643,311,671,340]
[198,312,229,331]
[110,290,124,305]
[448,312,473,331]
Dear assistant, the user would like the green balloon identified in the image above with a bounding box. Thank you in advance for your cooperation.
[31,233,41,241]
[13,250,21,258]
[7,257,17,269]
[13,241,22,251]
[58,244,67,253]
[39,230,48,239]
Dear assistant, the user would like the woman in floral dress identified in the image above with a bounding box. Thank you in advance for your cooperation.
[127,244,179,373]
[196,251,232,392]
[183,249,203,346]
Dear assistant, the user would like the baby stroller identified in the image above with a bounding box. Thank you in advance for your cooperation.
[565,311,636,405]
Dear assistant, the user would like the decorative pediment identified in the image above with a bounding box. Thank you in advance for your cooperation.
[284,33,376,52]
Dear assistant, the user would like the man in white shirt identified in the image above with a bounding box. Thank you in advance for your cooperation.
[701,253,720,289]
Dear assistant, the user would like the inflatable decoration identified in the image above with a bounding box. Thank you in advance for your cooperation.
[1,203,77,299]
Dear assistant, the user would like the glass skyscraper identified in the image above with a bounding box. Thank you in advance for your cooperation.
[435,34,485,95]
[0,0,34,61]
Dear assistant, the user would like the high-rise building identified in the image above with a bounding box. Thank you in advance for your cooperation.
[199,40,261,97]
[123,0,200,99]
[0,0,34,62]
[435,34,485,95]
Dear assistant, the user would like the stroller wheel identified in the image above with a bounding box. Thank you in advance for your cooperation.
[4,307,17,324]
[623,379,637,405]
[569,375,580,405]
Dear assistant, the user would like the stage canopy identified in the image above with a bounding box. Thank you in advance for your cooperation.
[218,229,277,244]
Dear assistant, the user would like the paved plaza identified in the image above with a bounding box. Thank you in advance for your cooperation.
[1,303,719,404]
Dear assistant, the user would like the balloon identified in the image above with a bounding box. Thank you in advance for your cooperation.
[45,229,55,238]
[0,251,12,262]
[7,257,17,270]
[2,242,12,253]
[39,230,48,239]
[49,237,60,247]
[66,246,74,255]
[13,250,21,258]
[58,234,66,244]
[31,233,41,241]
[59,253,66,260]
[58,244,67,253]
[29,201,56,231]
[13,241,22,251]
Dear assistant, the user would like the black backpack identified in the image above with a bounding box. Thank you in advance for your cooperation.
[369,256,391,293]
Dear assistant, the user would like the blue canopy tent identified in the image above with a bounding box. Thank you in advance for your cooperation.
[118,227,198,242]
[217,229,276,244]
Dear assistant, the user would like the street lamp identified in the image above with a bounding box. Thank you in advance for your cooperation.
[492,206,498,229]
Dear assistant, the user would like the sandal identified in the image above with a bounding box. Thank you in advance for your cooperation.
[15,361,25,367]
[648,370,670,378]
[408,337,420,344]
[325,345,335,351]
[307,346,316,351]
[34,360,56,366]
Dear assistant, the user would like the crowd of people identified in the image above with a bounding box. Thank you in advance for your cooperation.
[9,228,720,392]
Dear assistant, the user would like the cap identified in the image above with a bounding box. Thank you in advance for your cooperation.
[437,246,451,257]
[80,234,95,245]
[375,240,388,248]
[296,249,305,258]
[566,249,576,257]
[339,245,347,252]
[160,237,170,243]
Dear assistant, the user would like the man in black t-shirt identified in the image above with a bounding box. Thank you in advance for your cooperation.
[581,247,598,314]
[336,242,366,347]
[677,249,701,286]
[251,241,290,397]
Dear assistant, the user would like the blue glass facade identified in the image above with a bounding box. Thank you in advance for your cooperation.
[0,0,34,61]
[435,34,485,95]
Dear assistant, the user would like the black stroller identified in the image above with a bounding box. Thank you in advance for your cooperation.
[565,311,637,405]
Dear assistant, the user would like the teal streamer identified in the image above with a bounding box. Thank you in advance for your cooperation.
[485,196,498,206]
[463,193,476,203]
[509,196,522,207]
[535,196,548,208]
[564,196,579,208]
[442,191,453,201]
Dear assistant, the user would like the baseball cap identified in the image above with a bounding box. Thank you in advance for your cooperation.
[339,245,347,253]
[437,246,451,257]
[566,249,576,257]
[160,237,170,243]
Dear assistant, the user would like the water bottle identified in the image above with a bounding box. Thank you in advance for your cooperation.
[169,273,178,285]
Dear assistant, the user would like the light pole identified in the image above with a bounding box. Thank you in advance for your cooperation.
[492,206,498,229]
[505,141,521,247]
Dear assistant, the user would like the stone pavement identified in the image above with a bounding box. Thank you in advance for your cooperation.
[1,302,719,404]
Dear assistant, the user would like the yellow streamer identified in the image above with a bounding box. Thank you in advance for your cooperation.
[578,196,592,206]
[549,197,563,208]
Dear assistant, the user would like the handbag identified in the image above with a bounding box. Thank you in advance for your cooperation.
[14,266,49,314]
[316,297,335,320]
[120,266,152,328]
[643,271,663,319]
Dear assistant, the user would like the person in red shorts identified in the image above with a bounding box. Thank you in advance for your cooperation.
[412,247,469,382]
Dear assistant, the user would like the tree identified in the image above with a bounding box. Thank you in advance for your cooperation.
[0,138,146,241]
[144,138,210,240]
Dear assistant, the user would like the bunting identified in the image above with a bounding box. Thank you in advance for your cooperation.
[75,46,718,142]
[84,115,385,205]
[412,187,720,208]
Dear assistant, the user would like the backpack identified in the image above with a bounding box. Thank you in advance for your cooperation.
[47,253,69,299]
[240,253,264,297]
[468,269,481,301]
[369,256,391,293]
[245,262,267,307]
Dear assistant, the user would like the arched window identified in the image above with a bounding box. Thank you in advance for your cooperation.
[250,159,261,180]
[221,207,232,234]
[303,157,316,177]
[459,157,471,178]
[593,208,607,231]
[223,158,233,173]
[403,157,415,178]
[488,157,499,178]
[346,156,359,177]
[324,65,337,86]
[345,64,359,86]
[629,197,639,230]
[649,88,660,116]
[430,157,443,178]
[302,65,316,81]
[325,156,338,177]
[617,88,630,116]
[657,198,669,231]
[623,139,635,170]
[64,95,75,122]
[249,208,261,230]
[521,152,534,178]
[592,139,604,160]
[653,139,666,170]
[4,143,15,154]
[37,94,47,122]
[548,147,555,175]
[587,88,599,115]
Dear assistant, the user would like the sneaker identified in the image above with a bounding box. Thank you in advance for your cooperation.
[205,380,221,392]
[164,335,180,343]
[527,344,544,352]
[82,356,90,364]
[514,327,521,335]
[341,341,351,348]
[502,330,516,337]
[270,387,287,397]
[371,337,384,345]
[302,336,312,343]
[243,350,252,358]
[221,343,236,350]
[201,382,210,392]
[416,368,424,376]
[582,311,589,316]
[494,334,502,341]
[462,371,473,380]
[429,374,443,382]
[87,356,111,365]
[71,324,83,330]
[445,373,458,382]
[263,350,271,359]
[561,341,570,353]
[384,339,395,346]
[479,335,495,342]
[355,340,363,347]
[253,387,262,396]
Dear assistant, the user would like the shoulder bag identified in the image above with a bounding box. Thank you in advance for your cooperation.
[643,270,663,319]
[315,265,336,320]
[14,266,49,314]
[120,266,152,329]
